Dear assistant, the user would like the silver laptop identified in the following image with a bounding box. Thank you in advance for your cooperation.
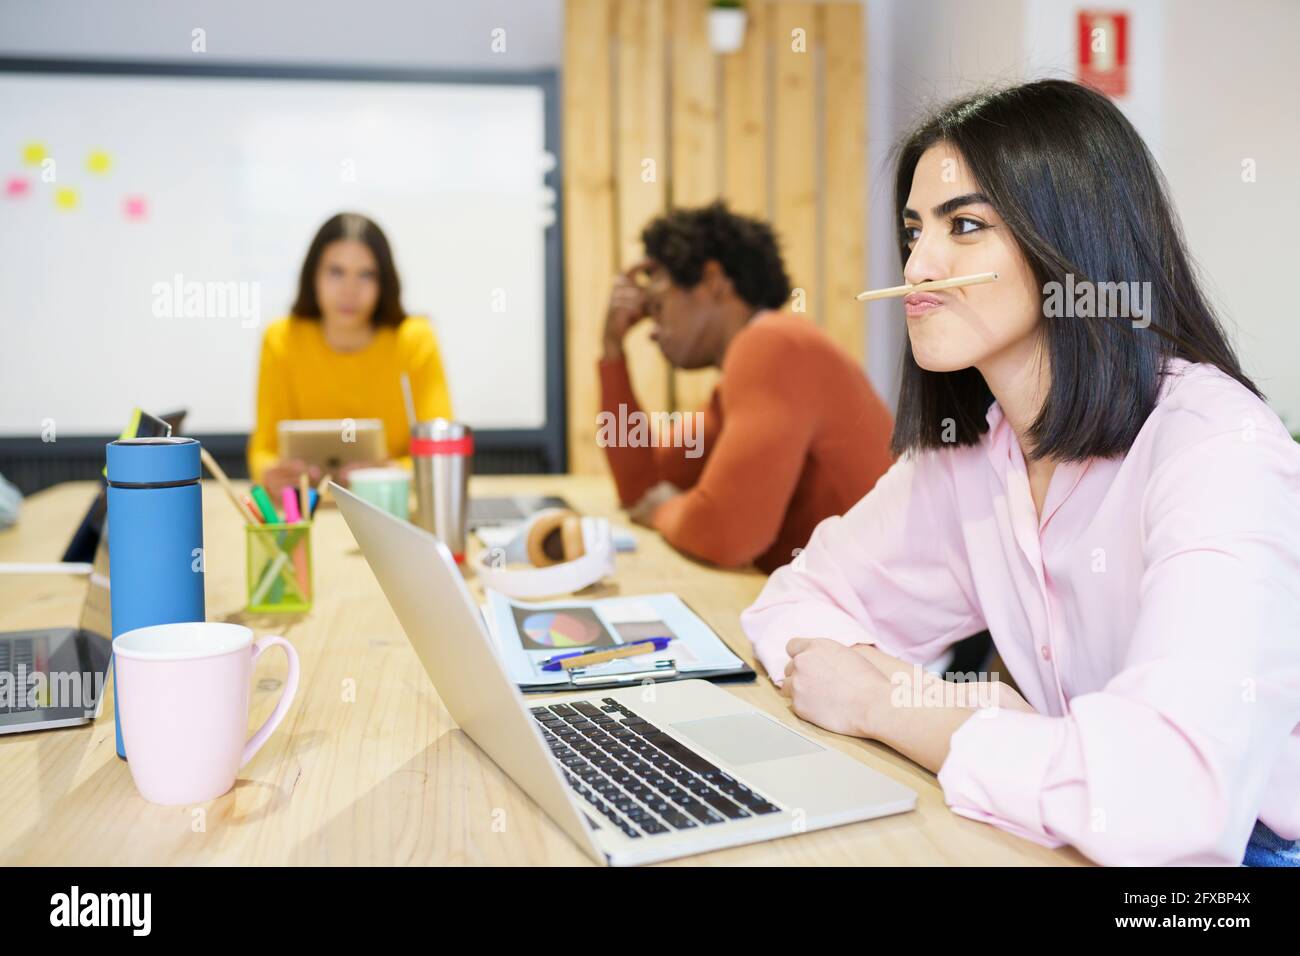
[468,494,572,529]
[332,482,916,866]
[0,538,112,735]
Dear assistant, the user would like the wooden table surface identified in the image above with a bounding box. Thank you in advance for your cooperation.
[0,478,1088,866]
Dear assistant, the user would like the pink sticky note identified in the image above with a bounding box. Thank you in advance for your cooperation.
[5,176,30,198]
[123,195,148,221]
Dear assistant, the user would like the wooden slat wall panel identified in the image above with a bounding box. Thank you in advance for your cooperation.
[669,0,721,413]
[564,0,871,472]
[821,1,867,363]
[616,0,671,416]
[722,0,769,218]
[771,2,818,321]
[563,0,616,474]
[668,0,719,204]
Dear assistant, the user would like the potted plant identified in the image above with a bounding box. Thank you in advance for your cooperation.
[709,0,748,54]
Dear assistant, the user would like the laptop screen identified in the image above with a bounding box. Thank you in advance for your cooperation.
[78,534,112,641]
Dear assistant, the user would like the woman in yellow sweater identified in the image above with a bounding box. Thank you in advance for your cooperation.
[248,213,453,495]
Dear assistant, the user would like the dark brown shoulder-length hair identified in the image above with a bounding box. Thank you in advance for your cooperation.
[290,212,406,328]
[889,79,1260,462]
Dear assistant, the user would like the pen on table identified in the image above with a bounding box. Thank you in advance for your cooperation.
[249,484,281,524]
[542,637,671,672]
[0,562,93,575]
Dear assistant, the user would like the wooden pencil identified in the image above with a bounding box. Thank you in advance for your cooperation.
[313,473,332,515]
[198,446,258,524]
[855,271,999,302]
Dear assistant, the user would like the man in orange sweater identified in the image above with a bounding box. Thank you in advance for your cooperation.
[599,202,895,572]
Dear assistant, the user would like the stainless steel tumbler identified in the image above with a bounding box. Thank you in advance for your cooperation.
[410,419,473,561]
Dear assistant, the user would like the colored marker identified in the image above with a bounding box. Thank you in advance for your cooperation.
[249,484,280,524]
[281,486,303,523]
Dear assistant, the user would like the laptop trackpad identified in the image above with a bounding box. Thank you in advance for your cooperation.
[671,714,824,765]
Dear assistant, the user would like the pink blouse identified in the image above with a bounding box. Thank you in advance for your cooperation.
[740,359,1300,865]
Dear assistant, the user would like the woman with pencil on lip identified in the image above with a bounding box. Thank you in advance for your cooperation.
[247,212,453,497]
[741,79,1300,866]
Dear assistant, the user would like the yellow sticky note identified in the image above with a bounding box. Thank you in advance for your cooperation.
[54,187,79,210]
[22,141,47,165]
[86,149,112,174]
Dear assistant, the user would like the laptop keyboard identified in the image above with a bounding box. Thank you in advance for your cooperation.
[0,639,38,715]
[530,697,781,840]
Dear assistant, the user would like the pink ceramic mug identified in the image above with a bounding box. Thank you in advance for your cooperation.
[113,622,300,805]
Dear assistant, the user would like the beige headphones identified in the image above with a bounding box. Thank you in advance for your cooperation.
[475,508,616,599]
[524,509,592,566]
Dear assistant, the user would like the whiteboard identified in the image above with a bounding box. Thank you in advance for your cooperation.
[0,69,555,436]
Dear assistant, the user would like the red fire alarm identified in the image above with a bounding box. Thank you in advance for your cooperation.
[1077,10,1129,98]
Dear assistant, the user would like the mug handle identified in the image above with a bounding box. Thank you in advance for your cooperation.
[240,635,301,769]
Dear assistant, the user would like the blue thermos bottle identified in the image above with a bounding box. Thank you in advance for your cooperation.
[106,437,206,759]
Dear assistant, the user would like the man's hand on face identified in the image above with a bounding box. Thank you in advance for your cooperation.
[602,259,656,362]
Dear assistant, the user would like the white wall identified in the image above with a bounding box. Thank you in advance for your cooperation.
[5,0,1298,428]
[1161,0,1300,431]
[864,0,1300,428]
[0,0,563,69]
[864,0,1027,408]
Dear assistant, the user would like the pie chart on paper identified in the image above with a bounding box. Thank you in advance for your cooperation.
[521,611,600,648]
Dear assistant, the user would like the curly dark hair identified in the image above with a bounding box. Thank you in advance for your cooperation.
[640,202,791,310]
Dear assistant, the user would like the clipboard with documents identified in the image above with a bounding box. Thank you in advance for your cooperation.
[483,589,754,692]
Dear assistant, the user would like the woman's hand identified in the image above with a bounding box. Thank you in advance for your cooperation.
[333,460,390,489]
[780,638,892,738]
[782,638,1037,772]
[262,458,321,500]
